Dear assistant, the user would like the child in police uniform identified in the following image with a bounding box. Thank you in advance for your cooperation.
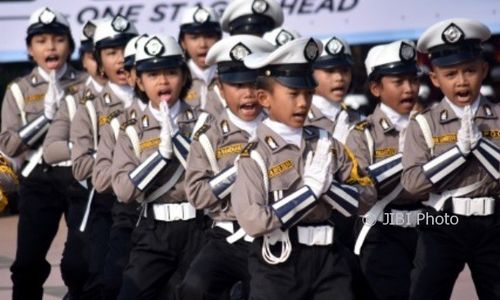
[178,5,224,115]
[70,15,138,299]
[346,40,423,300]
[401,18,500,299]
[111,34,205,300]
[232,37,368,299]
[0,7,86,299]
[178,35,274,300]
[221,0,284,36]
[91,34,148,299]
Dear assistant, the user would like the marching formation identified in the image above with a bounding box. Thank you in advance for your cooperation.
[0,1,499,300]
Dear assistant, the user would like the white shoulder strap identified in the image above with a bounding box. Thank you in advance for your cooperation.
[110,117,120,141]
[415,114,434,156]
[364,128,375,165]
[125,125,141,159]
[84,100,98,150]
[65,95,77,121]
[9,83,27,125]
[213,85,227,108]
[191,112,210,139]
[199,133,219,173]
[249,150,269,201]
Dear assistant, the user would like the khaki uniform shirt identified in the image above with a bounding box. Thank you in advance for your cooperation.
[346,104,424,215]
[185,71,225,116]
[231,123,371,237]
[0,66,84,158]
[186,109,254,221]
[111,100,201,204]
[70,83,125,181]
[305,103,363,139]
[402,97,500,198]
[92,100,144,193]
[43,75,92,165]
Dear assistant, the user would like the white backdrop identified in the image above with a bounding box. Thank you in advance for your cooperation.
[0,0,499,62]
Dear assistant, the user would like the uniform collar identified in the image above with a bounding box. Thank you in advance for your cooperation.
[37,64,67,82]
[225,108,265,137]
[188,59,216,85]
[108,82,134,108]
[262,118,303,149]
[444,96,480,120]
[379,103,408,132]
[311,94,342,122]
[86,75,104,93]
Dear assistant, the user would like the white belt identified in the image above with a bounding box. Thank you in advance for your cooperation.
[378,209,422,228]
[451,197,495,216]
[51,160,72,167]
[215,221,254,243]
[152,202,196,222]
[297,225,334,246]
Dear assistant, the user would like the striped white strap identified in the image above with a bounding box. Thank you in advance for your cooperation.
[144,166,184,203]
[364,128,375,165]
[10,83,27,125]
[125,125,141,159]
[85,100,98,150]
[110,117,120,141]
[21,146,43,177]
[424,178,486,211]
[65,95,77,121]
[213,85,227,108]
[415,114,434,156]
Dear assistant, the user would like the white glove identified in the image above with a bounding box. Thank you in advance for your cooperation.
[332,111,350,144]
[303,136,333,198]
[457,105,472,155]
[158,101,174,159]
[467,108,482,149]
[43,71,64,120]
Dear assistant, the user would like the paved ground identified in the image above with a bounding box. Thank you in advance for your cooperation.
[0,215,479,299]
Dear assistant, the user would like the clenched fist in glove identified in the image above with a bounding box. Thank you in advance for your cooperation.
[44,70,64,120]
[158,101,175,159]
[303,134,334,198]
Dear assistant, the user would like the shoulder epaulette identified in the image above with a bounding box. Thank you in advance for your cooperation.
[193,124,211,141]
[240,142,258,157]
[80,89,95,104]
[120,118,137,131]
[354,120,370,131]
[303,125,321,140]
[108,109,122,121]
[65,84,80,95]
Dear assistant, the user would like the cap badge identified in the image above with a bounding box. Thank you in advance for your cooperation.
[399,42,415,61]
[193,7,210,24]
[111,15,130,33]
[252,0,269,14]
[230,43,252,61]
[326,38,344,55]
[144,37,165,57]
[276,30,294,46]
[442,23,464,44]
[83,21,96,39]
[304,38,319,62]
[39,8,56,25]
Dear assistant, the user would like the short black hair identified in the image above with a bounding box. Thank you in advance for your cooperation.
[255,75,277,92]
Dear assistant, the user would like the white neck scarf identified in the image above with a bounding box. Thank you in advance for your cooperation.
[226,108,265,137]
[263,118,303,148]
[108,82,135,108]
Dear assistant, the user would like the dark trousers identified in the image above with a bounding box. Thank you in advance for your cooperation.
[102,201,140,300]
[81,192,114,300]
[410,210,500,300]
[357,221,418,300]
[248,233,353,300]
[178,226,251,300]
[11,165,90,300]
[117,212,205,300]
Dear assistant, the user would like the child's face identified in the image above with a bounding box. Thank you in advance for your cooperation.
[370,74,419,114]
[28,33,71,72]
[181,33,219,69]
[258,82,314,128]
[82,52,102,81]
[313,66,352,103]
[100,46,127,85]
[218,81,261,122]
[137,68,185,108]
[429,59,488,107]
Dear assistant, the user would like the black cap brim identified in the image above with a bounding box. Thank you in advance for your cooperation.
[313,56,353,69]
[180,23,221,35]
[79,40,94,53]
[431,52,481,67]
[228,15,275,35]
[275,74,317,89]
[136,56,184,73]
[27,23,70,37]
[219,70,258,84]
[95,34,137,50]
[369,63,419,80]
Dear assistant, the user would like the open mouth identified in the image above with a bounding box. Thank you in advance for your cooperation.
[399,97,415,109]
[158,88,172,102]
[45,54,60,69]
[292,111,307,121]
[456,90,471,100]
[239,101,259,116]
[116,68,127,81]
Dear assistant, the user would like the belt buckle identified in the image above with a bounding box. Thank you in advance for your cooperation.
[168,204,184,221]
